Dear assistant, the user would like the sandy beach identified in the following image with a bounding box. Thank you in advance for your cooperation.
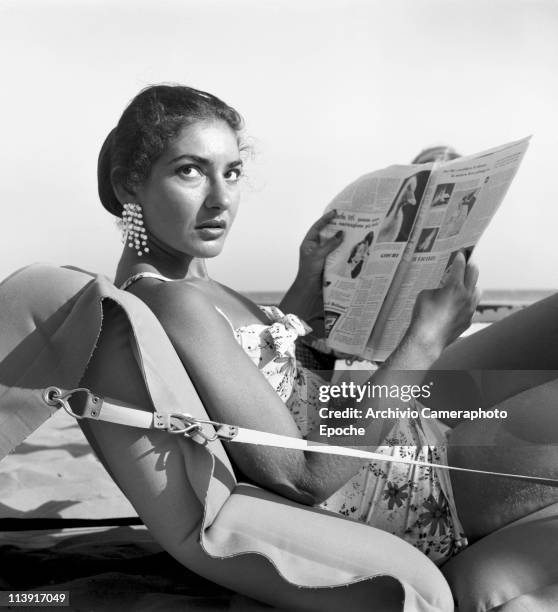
[0,410,273,610]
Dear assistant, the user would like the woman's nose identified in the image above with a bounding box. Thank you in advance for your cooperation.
[205,177,232,210]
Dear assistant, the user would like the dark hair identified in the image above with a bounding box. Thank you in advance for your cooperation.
[98,84,244,217]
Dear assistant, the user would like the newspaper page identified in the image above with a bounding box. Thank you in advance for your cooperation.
[320,165,432,355]
[366,136,530,362]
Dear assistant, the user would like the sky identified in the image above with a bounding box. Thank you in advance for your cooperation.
[1,0,557,291]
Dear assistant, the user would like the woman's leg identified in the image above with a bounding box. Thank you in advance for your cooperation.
[427,293,558,422]
[447,377,558,541]
[426,294,558,540]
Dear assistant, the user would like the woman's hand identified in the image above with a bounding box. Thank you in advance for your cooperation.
[279,209,343,328]
[407,252,481,357]
[297,209,344,285]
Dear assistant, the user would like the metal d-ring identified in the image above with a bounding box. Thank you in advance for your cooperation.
[167,413,202,436]
[42,387,97,420]
[195,428,220,443]
[42,386,63,407]
[167,412,220,442]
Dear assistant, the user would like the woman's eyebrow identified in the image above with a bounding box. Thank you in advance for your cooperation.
[168,154,208,165]
[168,154,243,167]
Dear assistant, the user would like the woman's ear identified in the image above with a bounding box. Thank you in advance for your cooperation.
[112,171,137,206]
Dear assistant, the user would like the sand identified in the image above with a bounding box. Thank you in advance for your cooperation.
[0,409,274,610]
[0,409,135,521]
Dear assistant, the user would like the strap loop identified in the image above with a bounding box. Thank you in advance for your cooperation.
[42,386,103,420]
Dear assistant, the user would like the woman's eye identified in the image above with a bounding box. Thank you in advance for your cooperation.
[225,168,243,182]
[177,165,203,178]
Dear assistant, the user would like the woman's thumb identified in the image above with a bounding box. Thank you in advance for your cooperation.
[323,230,344,254]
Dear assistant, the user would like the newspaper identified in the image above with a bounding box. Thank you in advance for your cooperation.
[320,137,530,362]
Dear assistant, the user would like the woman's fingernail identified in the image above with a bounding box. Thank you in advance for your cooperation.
[335,230,344,238]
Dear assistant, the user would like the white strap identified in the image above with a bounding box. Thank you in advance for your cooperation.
[46,387,558,486]
[119,272,175,291]
[231,427,558,485]
[214,306,237,333]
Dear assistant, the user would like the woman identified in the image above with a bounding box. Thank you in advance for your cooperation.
[377,171,430,243]
[91,84,558,566]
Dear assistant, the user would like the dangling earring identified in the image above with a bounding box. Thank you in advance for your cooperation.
[121,203,149,257]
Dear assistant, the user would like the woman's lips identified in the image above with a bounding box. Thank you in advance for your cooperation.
[196,219,226,229]
[196,219,226,238]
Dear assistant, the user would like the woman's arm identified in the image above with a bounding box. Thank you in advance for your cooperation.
[134,252,478,506]
[137,281,342,505]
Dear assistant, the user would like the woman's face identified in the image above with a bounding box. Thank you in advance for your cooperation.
[135,120,242,260]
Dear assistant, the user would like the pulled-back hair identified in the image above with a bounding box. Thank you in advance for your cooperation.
[98,84,244,216]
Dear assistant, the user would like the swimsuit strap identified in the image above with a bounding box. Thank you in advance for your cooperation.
[214,306,237,333]
[119,272,236,331]
[119,272,174,291]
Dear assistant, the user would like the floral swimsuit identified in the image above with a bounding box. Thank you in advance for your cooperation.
[228,305,468,566]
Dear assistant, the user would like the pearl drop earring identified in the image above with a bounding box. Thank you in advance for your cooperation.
[121,203,149,257]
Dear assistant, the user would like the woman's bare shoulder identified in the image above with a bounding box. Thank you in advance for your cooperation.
[125,278,231,344]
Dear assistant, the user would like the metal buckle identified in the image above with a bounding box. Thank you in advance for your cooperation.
[166,413,220,442]
[166,413,202,436]
[42,386,102,420]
